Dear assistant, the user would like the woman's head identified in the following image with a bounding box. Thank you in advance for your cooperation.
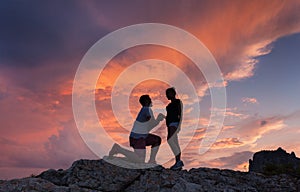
[166,87,176,100]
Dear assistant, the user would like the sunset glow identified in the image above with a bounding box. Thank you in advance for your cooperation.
[1,0,300,179]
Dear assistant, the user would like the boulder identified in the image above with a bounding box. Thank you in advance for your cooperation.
[249,147,300,177]
[0,156,299,191]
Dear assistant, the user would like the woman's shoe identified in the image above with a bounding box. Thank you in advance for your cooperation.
[170,160,184,170]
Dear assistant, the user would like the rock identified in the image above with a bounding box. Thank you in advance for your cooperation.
[0,177,69,192]
[171,178,202,192]
[0,157,299,192]
[38,168,67,186]
[249,147,300,176]
[60,159,141,191]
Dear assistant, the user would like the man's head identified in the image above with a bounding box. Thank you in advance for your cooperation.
[139,95,152,107]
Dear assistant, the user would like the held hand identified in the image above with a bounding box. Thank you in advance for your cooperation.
[157,113,166,121]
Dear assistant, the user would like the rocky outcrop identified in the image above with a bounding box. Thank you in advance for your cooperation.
[249,147,300,177]
[1,157,300,192]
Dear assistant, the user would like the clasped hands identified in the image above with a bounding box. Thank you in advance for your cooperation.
[156,113,166,121]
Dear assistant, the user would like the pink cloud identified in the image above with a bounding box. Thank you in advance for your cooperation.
[212,138,243,149]
[242,97,259,104]
[0,120,96,179]
[206,151,254,170]
[237,116,287,145]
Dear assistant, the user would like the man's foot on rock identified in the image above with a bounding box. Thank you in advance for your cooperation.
[108,143,119,158]
[170,160,184,170]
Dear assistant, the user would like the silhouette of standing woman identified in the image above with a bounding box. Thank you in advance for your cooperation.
[165,87,184,170]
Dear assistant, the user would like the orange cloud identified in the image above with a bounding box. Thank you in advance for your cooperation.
[236,161,249,172]
[223,125,235,130]
[183,0,300,81]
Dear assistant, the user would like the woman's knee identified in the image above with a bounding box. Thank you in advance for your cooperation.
[167,126,178,140]
[167,133,178,142]
[167,137,175,145]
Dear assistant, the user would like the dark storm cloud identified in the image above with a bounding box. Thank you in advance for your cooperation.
[260,120,267,126]
[0,0,107,67]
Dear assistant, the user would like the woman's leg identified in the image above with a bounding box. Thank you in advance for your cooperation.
[167,126,181,162]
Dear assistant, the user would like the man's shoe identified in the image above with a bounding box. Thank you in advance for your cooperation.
[108,143,119,158]
[170,160,184,170]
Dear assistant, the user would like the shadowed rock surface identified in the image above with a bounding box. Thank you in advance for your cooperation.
[1,157,300,192]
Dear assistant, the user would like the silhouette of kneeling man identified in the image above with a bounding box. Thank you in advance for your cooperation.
[109,95,164,164]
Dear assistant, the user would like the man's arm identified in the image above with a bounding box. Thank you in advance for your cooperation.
[147,108,165,132]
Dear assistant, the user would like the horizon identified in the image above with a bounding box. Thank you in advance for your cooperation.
[1,0,300,179]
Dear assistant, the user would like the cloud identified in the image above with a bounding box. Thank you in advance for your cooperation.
[189,111,299,171]
[212,138,243,149]
[225,62,256,81]
[0,120,96,179]
[44,121,97,167]
[286,110,300,120]
[225,108,249,119]
[0,1,103,68]
[80,1,300,134]
[0,120,96,169]
[0,70,96,179]
[203,151,254,170]
[237,116,287,145]
[242,97,259,104]
[210,107,248,121]
[189,0,300,81]
[203,115,287,158]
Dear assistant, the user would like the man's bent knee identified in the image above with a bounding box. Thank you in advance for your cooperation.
[157,136,162,145]
[153,136,161,147]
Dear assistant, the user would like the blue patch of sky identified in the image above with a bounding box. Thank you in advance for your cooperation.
[226,33,300,117]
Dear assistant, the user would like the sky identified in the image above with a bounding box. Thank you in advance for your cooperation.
[1,0,300,179]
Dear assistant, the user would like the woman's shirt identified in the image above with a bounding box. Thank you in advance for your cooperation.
[166,99,182,127]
